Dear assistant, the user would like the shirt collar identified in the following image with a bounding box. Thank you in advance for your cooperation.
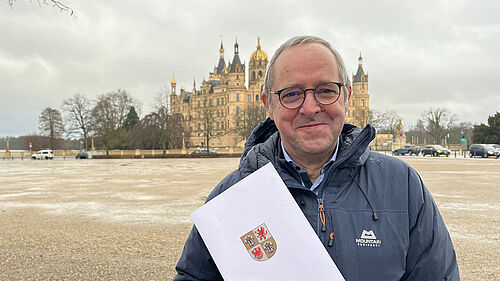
[281,138,339,167]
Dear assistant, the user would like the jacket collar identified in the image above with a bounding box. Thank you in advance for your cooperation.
[240,118,375,174]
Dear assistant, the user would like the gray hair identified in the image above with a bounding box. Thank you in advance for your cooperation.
[262,35,350,108]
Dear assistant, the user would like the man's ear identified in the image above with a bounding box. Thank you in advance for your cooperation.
[261,91,274,120]
[345,85,352,113]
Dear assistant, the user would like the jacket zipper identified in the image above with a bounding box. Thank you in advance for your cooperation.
[318,198,326,233]
[318,197,335,248]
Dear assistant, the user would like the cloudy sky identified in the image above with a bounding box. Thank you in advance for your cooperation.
[1,0,499,137]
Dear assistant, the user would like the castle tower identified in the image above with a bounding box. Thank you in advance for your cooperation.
[248,37,268,88]
[227,38,245,88]
[230,38,244,74]
[216,40,226,75]
[171,73,177,94]
[347,53,370,128]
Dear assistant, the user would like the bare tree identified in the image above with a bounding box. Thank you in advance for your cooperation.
[62,93,91,150]
[38,107,64,150]
[235,105,267,141]
[128,113,163,149]
[421,107,455,144]
[371,110,401,140]
[7,0,74,15]
[201,106,216,151]
[170,113,188,149]
[152,87,171,154]
[90,89,140,153]
[351,108,371,129]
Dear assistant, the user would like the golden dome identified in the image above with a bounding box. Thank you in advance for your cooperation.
[250,37,268,62]
[171,74,176,85]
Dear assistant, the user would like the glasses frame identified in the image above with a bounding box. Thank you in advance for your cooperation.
[270,81,345,109]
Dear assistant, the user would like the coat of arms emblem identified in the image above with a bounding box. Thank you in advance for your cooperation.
[240,223,277,261]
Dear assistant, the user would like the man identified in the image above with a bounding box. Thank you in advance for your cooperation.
[174,36,460,280]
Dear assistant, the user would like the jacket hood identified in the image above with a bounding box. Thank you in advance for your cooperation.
[240,118,376,173]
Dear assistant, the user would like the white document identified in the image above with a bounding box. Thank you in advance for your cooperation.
[191,163,345,281]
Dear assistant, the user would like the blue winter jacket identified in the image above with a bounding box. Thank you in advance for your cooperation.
[174,119,460,281]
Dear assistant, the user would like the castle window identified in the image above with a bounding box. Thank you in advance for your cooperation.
[236,106,240,116]
[256,94,260,102]
[237,75,239,80]
[252,71,256,81]
[236,93,240,102]
[258,70,263,77]
[217,98,220,106]
[248,94,251,103]
[209,99,213,106]
[362,99,365,106]
[221,98,224,105]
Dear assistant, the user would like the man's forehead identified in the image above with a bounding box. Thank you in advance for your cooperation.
[273,43,339,87]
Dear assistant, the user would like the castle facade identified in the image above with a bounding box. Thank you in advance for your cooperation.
[170,39,370,149]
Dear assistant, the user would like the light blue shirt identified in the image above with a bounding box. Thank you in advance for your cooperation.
[281,138,339,194]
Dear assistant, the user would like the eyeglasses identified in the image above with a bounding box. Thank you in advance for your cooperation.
[270,82,345,109]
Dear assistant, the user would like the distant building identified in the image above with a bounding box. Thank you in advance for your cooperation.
[346,54,370,128]
[170,39,370,149]
[170,38,268,149]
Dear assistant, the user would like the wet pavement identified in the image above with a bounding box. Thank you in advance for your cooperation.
[0,156,499,280]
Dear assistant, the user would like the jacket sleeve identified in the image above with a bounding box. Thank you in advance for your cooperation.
[402,167,460,281]
[173,225,223,281]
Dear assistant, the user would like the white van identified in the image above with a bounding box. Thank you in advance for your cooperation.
[31,149,54,160]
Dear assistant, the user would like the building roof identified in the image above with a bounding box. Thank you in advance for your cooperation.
[250,37,268,62]
[353,54,366,83]
[353,65,364,82]
[216,57,226,75]
[207,80,221,87]
[230,40,244,73]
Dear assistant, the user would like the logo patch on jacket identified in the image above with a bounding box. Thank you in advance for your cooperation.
[356,229,382,247]
[240,223,277,261]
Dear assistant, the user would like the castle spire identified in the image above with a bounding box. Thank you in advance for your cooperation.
[171,73,176,94]
[234,36,239,55]
[219,36,224,58]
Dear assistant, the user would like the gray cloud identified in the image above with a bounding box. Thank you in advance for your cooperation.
[1,0,499,136]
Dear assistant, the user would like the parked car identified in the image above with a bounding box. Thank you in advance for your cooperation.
[75,152,89,159]
[31,149,54,160]
[421,145,450,157]
[190,149,219,155]
[469,144,500,158]
[392,145,421,156]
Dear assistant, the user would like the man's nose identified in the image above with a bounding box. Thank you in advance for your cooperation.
[299,90,321,117]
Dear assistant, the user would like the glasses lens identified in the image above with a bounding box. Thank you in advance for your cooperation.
[280,88,304,108]
[315,83,340,104]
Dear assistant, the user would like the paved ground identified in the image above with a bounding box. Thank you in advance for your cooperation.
[0,156,499,280]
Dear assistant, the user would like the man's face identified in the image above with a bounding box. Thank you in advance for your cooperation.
[263,43,349,159]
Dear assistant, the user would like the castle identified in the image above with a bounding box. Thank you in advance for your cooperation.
[170,38,370,149]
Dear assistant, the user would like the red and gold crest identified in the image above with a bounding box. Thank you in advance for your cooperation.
[240,223,277,261]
